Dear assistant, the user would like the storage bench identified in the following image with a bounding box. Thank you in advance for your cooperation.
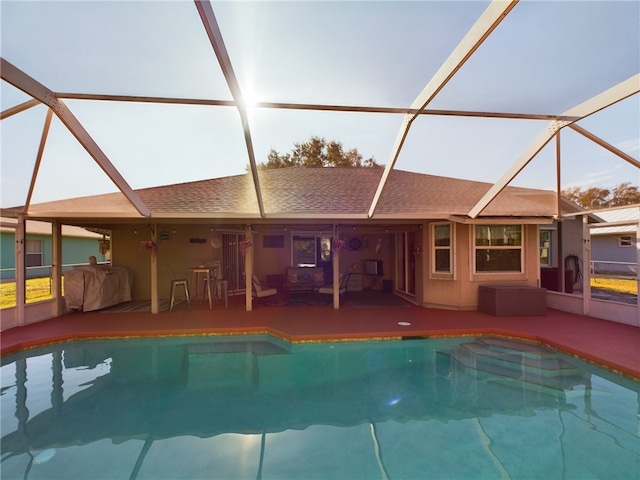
[478,285,547,316]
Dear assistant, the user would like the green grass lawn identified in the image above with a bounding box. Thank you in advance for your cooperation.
[591,277,637,295]
[0,278,62,309]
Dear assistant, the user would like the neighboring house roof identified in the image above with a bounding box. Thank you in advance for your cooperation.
[3,168,559,223]
[590,206,640,236]
[0,217,103,238]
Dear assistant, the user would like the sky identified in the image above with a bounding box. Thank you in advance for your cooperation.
[1,0,638,208]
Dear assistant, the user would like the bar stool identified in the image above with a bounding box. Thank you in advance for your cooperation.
[169,279,191,311]
[201,274,214,310]
[215,279,229,309]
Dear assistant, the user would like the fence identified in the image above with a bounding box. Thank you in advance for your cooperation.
[590,260,638,279]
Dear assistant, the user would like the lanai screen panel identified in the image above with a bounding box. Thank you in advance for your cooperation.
[1,1,638,210]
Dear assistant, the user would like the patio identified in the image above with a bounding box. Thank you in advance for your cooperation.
[2,301,639,382]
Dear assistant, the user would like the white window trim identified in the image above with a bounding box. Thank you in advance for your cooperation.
[431,222,454,278]
[473,224,524,275]
[540,229,552,267]
[618,235,633,247]
[25,239,44,267]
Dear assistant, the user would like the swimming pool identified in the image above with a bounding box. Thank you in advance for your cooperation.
[1,335,638,479]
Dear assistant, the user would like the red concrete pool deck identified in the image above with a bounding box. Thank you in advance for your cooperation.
[2,302,639,381]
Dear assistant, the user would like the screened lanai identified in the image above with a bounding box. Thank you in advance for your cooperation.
[1,0,638,214]
[1,0,638,324]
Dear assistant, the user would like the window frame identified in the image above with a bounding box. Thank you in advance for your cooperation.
[618,236,633,247]
[25,239,43,268]
[431,222,454,276]
[291,234,332,267]
[473,224,524,274]
[539,229,552,267]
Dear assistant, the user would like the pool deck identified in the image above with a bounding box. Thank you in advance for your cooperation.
[2,299,639,380]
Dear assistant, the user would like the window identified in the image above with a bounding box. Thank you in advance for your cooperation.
[432,223,452,273]
[619,236,633,247]
[474,225,522,273]
[292,235,332,267]
[540,230,551,267]
[25,239,43,267]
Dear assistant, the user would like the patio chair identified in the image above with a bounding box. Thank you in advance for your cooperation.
[318,272,351,297]
[244,274,278,300]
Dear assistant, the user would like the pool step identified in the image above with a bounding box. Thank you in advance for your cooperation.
[439,338,584,392]
[187,339,291,356]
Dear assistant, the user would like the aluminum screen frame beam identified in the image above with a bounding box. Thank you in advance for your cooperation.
[0,99,40,120]
[0,57,151,217]
[568,123,640,169]
[367,0,518,219]
[468,74,640,218]
[55,92,563,121]
[25,108,53,209]
[195,0,266,218]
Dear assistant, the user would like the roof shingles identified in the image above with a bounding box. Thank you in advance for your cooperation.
[21,167,557,220]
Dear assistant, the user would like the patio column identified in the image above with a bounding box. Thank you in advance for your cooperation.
[150,225,159,314]
[15,214,25,326]
[332,224,340,309]
[51,221,64,315]
[245,226,253,312]
[636,210,639,326]
[582,215,591,317]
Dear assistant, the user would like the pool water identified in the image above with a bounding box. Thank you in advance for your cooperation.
[1,335,638,479]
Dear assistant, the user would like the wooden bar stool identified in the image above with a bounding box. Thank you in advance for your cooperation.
[169,279,191,311]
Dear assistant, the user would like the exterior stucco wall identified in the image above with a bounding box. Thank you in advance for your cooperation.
[112,225,226,300]
[112,224,397,301]
[559,217,586,269]
[422,223,541,310]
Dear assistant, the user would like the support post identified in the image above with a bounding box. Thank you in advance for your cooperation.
[51,221,64,315]
[582,215,591,316]
[333,225,340,310]
[15,215,25,326]
[245,227,253,312]
[150,225,159,314]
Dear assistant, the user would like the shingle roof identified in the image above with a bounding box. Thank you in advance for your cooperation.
[0,217,102,237]
[18,168,557,221]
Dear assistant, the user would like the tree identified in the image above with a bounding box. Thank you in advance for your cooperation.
[255,136,382,170]
[561,182,640,209]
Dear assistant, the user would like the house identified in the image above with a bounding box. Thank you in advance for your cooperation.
[589,206,639,277]
[0,217,108,280]
[2,167,561,318]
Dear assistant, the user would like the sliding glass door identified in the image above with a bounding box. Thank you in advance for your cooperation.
[395,231,416,296]
[222,233,245,292]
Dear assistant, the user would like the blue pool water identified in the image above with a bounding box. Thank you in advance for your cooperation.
[1,335,639,479]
